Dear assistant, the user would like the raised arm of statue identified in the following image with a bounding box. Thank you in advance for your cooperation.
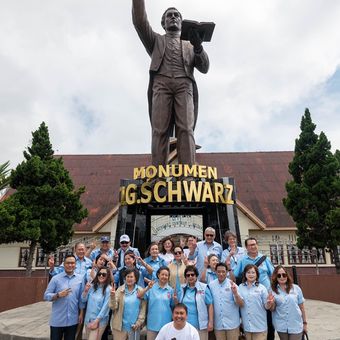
[132,0,156,56]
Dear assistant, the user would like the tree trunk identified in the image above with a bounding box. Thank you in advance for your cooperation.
[25,241,37,277]
[332,245,340,274]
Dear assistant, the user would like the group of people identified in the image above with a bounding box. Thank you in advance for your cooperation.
[44,230,308,340]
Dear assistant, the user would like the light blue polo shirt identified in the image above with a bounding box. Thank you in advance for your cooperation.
[122,285,141,331]
[233,253,274,290]
[144,256,167,280]
[194,241,222,275]
[183,286,200,328]
[205,269,217,285]
[145,282,174,331]
[209,278,240,330]
[221,246,246,271]
[272,284,305,334]
[238,282,268,332]
[182,285,213,329]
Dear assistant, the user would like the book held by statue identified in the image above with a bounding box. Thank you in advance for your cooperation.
[180,19,215,42]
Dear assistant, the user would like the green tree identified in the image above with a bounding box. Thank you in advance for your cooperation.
[0,161,10,191]
[283,109,340,272]
[0,122,87,276]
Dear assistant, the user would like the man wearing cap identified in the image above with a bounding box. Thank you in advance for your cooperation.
[116,234,140,268]
[86,236,115,262]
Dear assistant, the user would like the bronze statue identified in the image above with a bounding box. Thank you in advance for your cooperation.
[132,0,210,166]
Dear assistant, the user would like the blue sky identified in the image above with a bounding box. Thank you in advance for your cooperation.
[0,0,339,168]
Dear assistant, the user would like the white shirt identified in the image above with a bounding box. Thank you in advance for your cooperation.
[156,321,200,340]
[159,252,174,265]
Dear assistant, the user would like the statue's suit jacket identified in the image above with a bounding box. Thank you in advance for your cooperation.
[132,0,209,130]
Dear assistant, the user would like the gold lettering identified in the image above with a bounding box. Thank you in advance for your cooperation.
[214,182,226,204]
[126,184,137,205]
[207,166,218,179]
[145,165,157,179]
[202,182,214,202]
[133,167,145,180]
[198,165,207,178]
[168,181,182,202]
[119,186,126,205]
[183,164,198,178]
[224,184,234,204]
[182,180,203,202]
[140,182,152,203]
[171,164,183,177]
[158,165,170,178]
[154,181,167,203]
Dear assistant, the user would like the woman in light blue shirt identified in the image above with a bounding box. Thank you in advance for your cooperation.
[270,265,308,340]
[110,268,146,340]
[114,250,152,288]
[138,266,175,340]
[221,231,246,271]
[144,242,167,282]
[238,264,273,340]
[81,267,111,340]
[200,254,219,284]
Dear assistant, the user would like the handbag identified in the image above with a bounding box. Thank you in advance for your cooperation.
[301,331,309,340]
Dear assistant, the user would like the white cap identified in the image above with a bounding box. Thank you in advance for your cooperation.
[119,234,130,243]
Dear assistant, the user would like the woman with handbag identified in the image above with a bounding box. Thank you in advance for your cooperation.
[109,268,147,340]
[270,265,308,340]
[81,267,111,340]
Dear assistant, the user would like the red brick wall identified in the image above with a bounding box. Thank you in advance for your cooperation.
[0,277,48,312]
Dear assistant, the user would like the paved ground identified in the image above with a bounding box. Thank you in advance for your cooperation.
[0,299,339,340]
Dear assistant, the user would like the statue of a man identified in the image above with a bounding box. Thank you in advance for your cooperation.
[132,0,210,166]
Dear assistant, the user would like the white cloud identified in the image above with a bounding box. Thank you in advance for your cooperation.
[1,0,340,169]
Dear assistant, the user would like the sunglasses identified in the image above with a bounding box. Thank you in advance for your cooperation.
[120,241,129,245]
[98,272,107,278]
[277,273,287,279]
[174,251,182,255]
[205,234,214,237]
[186,273,196,277]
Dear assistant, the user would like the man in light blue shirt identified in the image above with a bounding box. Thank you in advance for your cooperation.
[86,236,115,261]
[192,227,222,275]
[209,263,243,340]
[233,237,275,340]
[44,254,85,340]
[116,234,140,268]
[48,242,92,277]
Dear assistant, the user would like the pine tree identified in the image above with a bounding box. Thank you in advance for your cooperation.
[0,122,88,276]
[283,109,340,272]
[0,161,10,191]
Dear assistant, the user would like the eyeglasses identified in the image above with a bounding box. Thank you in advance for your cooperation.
[205,234,214,237]
[120,241,129,245]
[277,273,287,279]
[98,272,107,278]
[186,273,196,277]
[174,251,182,255]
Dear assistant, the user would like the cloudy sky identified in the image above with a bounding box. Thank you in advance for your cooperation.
[1,0,340,168]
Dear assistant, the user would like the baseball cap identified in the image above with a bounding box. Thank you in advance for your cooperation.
[119,234,130,243]
[100,236,110,243]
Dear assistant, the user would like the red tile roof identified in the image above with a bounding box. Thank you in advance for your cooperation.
[59,151,295,232]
